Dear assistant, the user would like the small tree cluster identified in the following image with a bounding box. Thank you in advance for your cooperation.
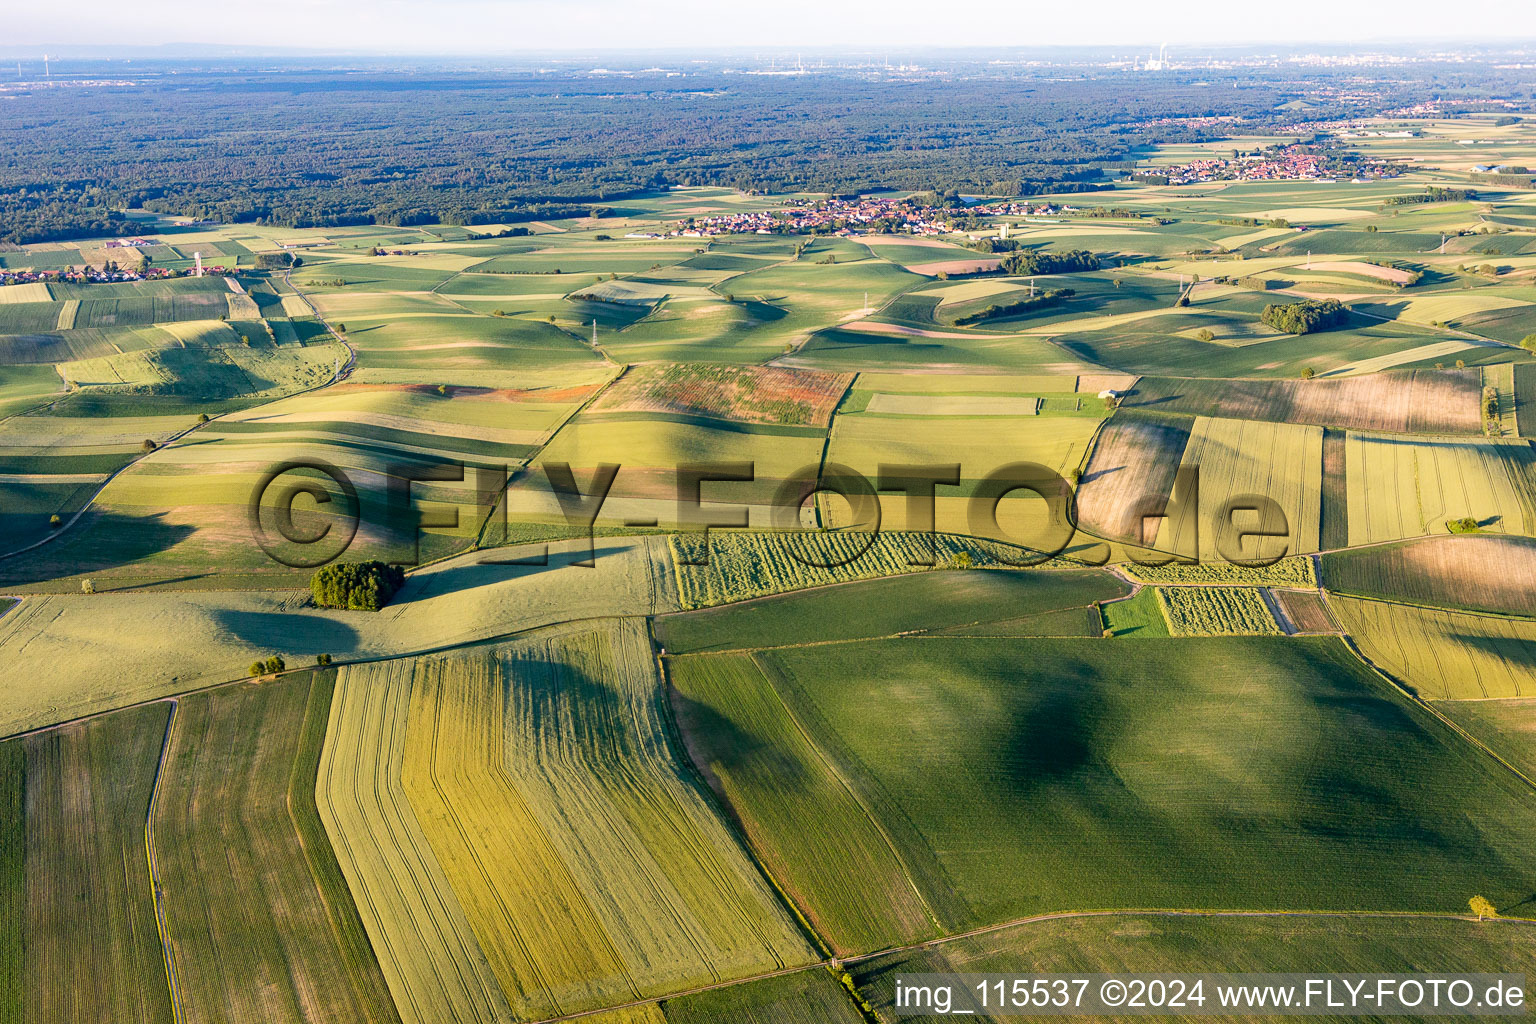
[311,560,406,611]
[249,654,286,677]
[1447,517,1481,535]
[1000,248,1100,275]
[1261,298,1346,335]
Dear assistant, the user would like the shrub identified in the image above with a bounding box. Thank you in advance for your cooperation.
[1194,328,1214,342]
[311,560,407,611]
[48,514,61,529]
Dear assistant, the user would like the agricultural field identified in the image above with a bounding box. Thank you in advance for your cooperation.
[12,92,1536,1022]
[673,632,1536,938]
[2,704,173,1024]
[1119,370,1485,433]
[325,621,809,1022]
[1321,534,1536,616]
[1156,416,1322,563]
[587,362,851,426]
[1270,588,1339,633]
[1343,431,1536,545]
[153,672,399,1024]
[1156,585,1282,635]
[657,567,1128,653]
[1331,595,1536,699]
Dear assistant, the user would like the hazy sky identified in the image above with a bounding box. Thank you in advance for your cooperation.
[9,0,1536,52]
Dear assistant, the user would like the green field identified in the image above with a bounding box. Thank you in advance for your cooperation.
[854,913,1536,1022]
[153,672,399,1024]
[672,632,1536,949]
[4,704,174,1024]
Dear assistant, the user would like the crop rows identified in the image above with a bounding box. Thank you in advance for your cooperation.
[1345,432,1536,546]
[669,531,1070,609]
[1159,416,1322,563]
[1156,586,1282,636]
[1331,596,1536,700]
[1122,555,1315,587]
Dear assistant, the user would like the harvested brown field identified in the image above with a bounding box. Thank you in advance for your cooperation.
[1120,371,1482,434]
[1308,261,1416,284]
[907,258,1003,276]
[1321,534,1536,617]
[587,362,853,427]
[1272,589,1339,633]
[1074,412,1194,544]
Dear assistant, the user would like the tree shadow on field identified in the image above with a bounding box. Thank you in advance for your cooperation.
[1450,632,1536,673]
[1000,660,1120,794]
[211,607,362,656]
[398,543,632,603]
[664,681,808,788]
[0,508,198,588]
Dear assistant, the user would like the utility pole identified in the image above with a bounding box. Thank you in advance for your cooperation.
[591,319,598,347]
[1030,277,1035,298]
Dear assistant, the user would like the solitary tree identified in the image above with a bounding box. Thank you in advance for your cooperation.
[1470,895,1498,921]
[1195,328,1215,343]
[80,579,95,594]
[1522,334,1536,353]
[141,438,158,453]
[1300,367,1316,380]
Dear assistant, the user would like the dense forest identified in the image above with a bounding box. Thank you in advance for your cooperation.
[0,69,1286,243]
[2,59,1533,244]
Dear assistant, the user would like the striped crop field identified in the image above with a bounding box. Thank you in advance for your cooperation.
[666,651,943,953]
[1320,534,1536,617]
[152,672,399,1024]
[1344,432,1536,546]
[402,621,809,1019]
[1158,416,1323,563]
[5,704,174,1024]
[1156,586,1282,636]
[1331,596,1536,700]
[321,620,809,1023]
[317,657,515,1024]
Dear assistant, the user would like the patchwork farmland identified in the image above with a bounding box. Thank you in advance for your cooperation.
[4,91,1536,1024]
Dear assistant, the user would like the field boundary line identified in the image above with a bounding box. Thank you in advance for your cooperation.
[143,697,185,1024]
[1324,593,1536,794]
